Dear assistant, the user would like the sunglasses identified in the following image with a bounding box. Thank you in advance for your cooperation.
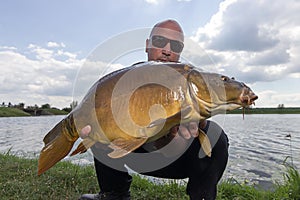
[151,35,184,53]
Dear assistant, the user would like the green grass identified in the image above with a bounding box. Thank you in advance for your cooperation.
[0,153,99,200]
[0,107,31,117]
[216,161,300,200]
[0,153,299,200]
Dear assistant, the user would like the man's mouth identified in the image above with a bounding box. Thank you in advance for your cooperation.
[158,57,169,62]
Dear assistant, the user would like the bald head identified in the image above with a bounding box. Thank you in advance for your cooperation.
[149,19,184,41]
[151,19,183,35]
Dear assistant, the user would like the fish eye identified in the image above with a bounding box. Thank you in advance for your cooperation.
[221,76,230,81]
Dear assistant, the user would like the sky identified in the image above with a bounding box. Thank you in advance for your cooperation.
[1,0,300,109]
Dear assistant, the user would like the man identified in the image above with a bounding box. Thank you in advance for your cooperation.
[79,19,229,200]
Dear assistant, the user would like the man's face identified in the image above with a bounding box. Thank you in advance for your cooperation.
[146,27,184,62]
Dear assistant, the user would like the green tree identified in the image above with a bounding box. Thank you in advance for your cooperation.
[17,103,25,109]
[41,103,51,109]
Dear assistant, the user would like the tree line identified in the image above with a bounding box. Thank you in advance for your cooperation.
[1,101,78,113]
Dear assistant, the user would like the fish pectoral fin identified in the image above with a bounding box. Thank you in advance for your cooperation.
[198,129,212,157]
[147,118,166,128]
[108,137,148,158]
[147,106,193,128]
[70,138,95,156]
[181,105,193,119]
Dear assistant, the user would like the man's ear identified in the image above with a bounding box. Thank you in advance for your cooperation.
[145,38,149,53]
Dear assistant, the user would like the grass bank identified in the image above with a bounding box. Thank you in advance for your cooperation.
[1,153,299,199]
[0,107,31,117]
[0,107,67,117]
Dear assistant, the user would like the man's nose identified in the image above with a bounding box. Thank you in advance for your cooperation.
[162,42,171,55]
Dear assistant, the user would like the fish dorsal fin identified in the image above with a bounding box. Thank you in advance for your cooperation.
[108,137,148,158]
[198,129,212,157]
[147,106,193,128]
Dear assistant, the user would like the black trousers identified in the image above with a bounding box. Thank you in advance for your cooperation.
[91,121,229,200]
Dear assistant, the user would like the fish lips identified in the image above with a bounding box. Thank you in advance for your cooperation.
[240,92,258,107]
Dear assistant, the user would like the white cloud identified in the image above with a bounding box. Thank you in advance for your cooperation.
[0,42,127,108]
[0,43,83,108]
[189,0,300,84]
[0,46,17,51]
[184,0,300,107]
[290,73,300,79]
[145,0,159,5]
[47,41,66,48]
[257,90,300,108]
[194,0,294,51]
[31,46,54,60]
[57,50,77,59]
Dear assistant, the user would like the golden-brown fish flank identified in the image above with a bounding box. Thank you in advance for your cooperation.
[38,62,258,175]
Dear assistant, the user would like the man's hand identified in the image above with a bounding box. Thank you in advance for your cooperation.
[152,120,207,156]
[170,120,207,139]
[79,125,108,150]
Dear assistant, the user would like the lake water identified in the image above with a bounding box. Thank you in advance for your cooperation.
[0,114,299,188]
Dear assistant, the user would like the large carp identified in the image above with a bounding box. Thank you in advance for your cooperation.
[38,62,258,175]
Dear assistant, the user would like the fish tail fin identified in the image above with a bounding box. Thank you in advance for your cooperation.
[38,117,78,175]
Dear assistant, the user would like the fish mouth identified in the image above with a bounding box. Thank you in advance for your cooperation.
[239,87,258,107]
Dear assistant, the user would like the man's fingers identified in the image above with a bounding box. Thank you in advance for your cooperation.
[170,126,179,136]
[80,125,91,139]
[178,122,199,139]
[179,126,191,139]
[188,122,199,137]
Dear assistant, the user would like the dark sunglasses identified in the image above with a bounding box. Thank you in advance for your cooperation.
[151,35,184,53]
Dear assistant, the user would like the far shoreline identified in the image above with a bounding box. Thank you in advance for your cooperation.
[228,107,300,114]
[1,106,300,117]
[0,107,68,117]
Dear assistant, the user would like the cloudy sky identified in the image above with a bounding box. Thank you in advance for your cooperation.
[1,0,300,109]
